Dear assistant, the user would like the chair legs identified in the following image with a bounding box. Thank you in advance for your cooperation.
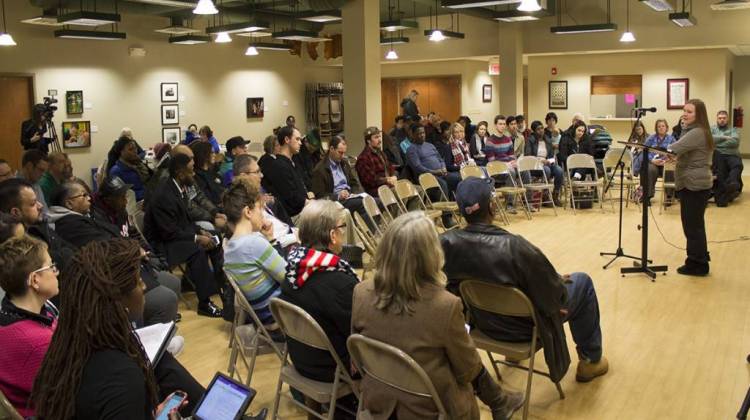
[522,352,536,420]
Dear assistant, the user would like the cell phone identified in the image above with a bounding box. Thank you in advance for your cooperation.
[211,235,220,246]
[156,391,186,420]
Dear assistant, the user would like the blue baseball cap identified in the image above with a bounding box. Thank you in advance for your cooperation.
[455,177,493,217]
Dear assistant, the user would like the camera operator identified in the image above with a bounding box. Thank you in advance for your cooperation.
[21,103,53,154]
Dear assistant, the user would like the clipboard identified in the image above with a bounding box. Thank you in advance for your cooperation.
[135,321,177,366]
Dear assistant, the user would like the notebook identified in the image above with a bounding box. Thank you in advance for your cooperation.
[192,373,256,420]
[135,321,176,366]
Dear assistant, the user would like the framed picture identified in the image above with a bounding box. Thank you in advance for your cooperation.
[667,78,689,110]
[66,91,83,114]
[482,84,492,103]
[549,80,568,109]
[62,121,91,149]
[161,82,178,102]
[246,97,264,118]
[161,104,179,125]
[162,127,181,145]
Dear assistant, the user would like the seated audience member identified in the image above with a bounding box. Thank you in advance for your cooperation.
[526,120,564,206]
[304,127,323,167]
[281,200,358,382]
[294,135,316,191]
[17,150,50,213]
[711,110,743,206]
[441,178,609,383]
[469,121,489,166]
[183,123,199,145]
[457,115,476,142]
[0,159,12,183]
[672,116,685,141]
[352,211,524,419]
[223,179,287,341]
[628,121,649,175]
[38,152,71,205]
[220,136,250,186]
[435,123,460,173]
[559,120,595,179]
[144,154,224,318]
[0,179,75,272]
[399,122,415,155]
[258,134,279,193]
[0,212,24,243]
[389,115,408,143]
[0,236,59,417]
[286,115,297,128]
[406,123,461,198]
[312,136,373,230]
[517,114,531,139]
[119,127,147,159]
[355,127,398,197]
[263,126,312,218]
[641,119,676,203]
[190,141,225,208]
[382,132,404,172]
[48,182,179,326]
[544,112,562,155]
[199,125,221,153]
[32,239,205,419]
[506,115,525,158]
[485,115,515,164]
[435,122,469,174]
[109,136,153,202]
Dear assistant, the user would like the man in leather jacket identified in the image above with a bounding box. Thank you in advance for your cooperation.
[440,177,608,383]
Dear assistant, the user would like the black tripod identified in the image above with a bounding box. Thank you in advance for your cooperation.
[600,111,643,269]
[738,353,750,419]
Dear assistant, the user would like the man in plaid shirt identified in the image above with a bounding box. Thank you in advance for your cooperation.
[355,127,398,197]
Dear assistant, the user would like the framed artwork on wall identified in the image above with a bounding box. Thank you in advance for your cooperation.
[482,84,492,103]
[246,97,264,118]
[161,104,179,125]
[549,80,568,109]
[162,127,181,145]
[161,82,179,102]
[667,78,689,110]
[62,121,91,148]
[66,91,83,114]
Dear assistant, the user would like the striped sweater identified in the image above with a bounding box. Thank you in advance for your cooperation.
[484,134,515,162]
[224,232,287,325]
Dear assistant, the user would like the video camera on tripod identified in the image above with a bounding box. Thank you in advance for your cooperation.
[41,95,58,119]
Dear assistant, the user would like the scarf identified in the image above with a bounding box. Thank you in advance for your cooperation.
[119,158,152,183]
[285,246,358,290]
[450,138,471,168]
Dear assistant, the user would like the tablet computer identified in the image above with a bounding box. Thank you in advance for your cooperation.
[192,373,256,420]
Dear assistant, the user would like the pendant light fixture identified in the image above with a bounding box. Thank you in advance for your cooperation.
[620,0,636,42]
[245,45,259,55]
[517,0,542,12]
[214,31,231,42]
[385,48,398,60]
[194,0,219,15]
[0,0,16,45]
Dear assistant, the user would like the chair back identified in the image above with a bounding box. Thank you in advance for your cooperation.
[394,179,418,201]
[130,209,146,239]
[352,211,378,255]
[517,156,543,173]
[663,160,676,175]
[460,165,485,180]
[378,185,406,220]
[362,194,388,230]
[566,153,597,172]
[602,148,633,174]
[125,188,138,216]
[347,334,448,416]
[0,388,22,420]
[485,160,511,177]
[270,298,341,353]
[459,280,538,326]
[418,173,450,203]
[225,271,284,358]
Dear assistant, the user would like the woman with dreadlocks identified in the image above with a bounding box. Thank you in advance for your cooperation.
[31,239,202,419]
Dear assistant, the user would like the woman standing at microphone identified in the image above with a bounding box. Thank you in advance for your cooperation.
[667,99,714,276]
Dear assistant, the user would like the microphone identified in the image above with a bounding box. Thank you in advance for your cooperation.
[635,106,657,113]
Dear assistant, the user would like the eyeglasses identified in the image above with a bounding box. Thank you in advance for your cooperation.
[240,169,262,176]
[31,263,59,276]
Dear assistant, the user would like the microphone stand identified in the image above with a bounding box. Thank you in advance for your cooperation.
[600,109,644,269]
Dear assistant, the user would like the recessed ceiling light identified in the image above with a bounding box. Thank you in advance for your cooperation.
[57,11,121,26]
[272,29,330,42]
[169,34,211,44]
[550,23,618,34]
[54,29,126,40]
[298,10,341,23]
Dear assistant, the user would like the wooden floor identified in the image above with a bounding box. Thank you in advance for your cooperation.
[176,178,750,420]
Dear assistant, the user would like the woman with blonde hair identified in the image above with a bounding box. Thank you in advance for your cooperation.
[667,98,714,276]
[352,212,523,420]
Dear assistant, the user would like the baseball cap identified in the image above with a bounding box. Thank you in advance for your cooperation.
[226,136,250,155]
[363,126,381,141]
[455,177,493,217]
[99,176,132,197]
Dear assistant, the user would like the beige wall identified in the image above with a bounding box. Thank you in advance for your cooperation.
[527,49,731,141]
[734,57,750,155]
[0,2,341,181]
[381,59,500,122]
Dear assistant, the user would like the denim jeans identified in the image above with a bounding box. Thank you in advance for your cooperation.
[563,272,603,362]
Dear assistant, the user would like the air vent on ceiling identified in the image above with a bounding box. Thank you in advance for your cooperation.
[711,0,750,10]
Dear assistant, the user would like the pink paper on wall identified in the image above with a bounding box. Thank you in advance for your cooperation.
[625,94,636,104]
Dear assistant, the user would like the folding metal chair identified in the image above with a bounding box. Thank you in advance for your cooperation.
[459,280,564,420]
[660,161,677,214]
[486,160,532,220]
[602,148,637,210]
[269,298,358,420]
[361,194,388,234]
[516,156,558,216]
[347,334,448,419]
[378,185,406,221]
[393,180,445,228]
[417,173,462,228]
[565,154,603,215]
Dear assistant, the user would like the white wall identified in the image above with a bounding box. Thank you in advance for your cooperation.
[527,49,731,141]
[734,56,750,156]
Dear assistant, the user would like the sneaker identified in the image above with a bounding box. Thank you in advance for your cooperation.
[166,335,185,357]
[491,390,525,420]
[575,357,609,382]
[197,301,223,318]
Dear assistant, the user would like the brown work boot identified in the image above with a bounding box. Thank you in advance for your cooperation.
[575,356,609,382]
[474,368,526,420]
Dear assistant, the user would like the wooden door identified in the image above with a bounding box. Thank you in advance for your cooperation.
[0,75,34,169]
[380,75,462,132]
[381,78,399,131]
[428,77,461,124]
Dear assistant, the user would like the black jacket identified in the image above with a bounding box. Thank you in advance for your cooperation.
[53,212,120,249]
[263,155,309,217]
[144,179,200,265]
[311,158,363,201]
[400,98,419,120]
[434,141,460,172]
[26,223,75,274]
[20,119,51,154]
[258,153,276,193]
[525,134,555,160]
[558,133,594,169]
[194,168,225,208]
[145,156,217,223]
[440,223,571,382]
[280,271,357,382]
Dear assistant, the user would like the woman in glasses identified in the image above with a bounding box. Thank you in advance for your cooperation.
[0,235,59,417]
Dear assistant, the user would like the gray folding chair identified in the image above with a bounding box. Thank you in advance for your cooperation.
[347,334,447,419]
[459,280,564,420]
[486,160,532,220]
[394,179,445,228]
[565,153,603,214]
[225,271,285,387]
[268,298,358,420]
[516,156,558,216]
[377,185,406,221]
[0,389,23,420]
[361,194,387,234]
